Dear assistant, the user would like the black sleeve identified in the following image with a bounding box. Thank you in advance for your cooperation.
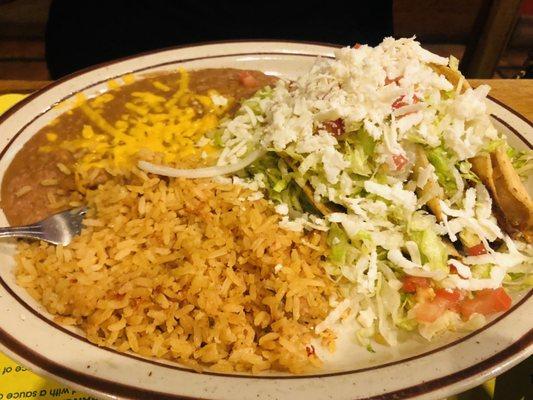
[45,0,392,79]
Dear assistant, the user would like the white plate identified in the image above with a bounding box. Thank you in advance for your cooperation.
[0,41,531,400]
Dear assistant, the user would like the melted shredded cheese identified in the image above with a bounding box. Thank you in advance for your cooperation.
[43,69,229,182]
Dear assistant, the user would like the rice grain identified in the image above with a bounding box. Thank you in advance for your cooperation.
[15,174,333,373]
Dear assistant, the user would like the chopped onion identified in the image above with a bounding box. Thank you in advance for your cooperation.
[138,149,266,179]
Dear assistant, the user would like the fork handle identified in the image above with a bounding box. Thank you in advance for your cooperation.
[0,225,43,240]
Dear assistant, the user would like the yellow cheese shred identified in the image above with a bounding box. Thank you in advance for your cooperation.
[52,69,229,185]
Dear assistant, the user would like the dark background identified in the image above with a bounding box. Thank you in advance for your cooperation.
[0,0,531,80]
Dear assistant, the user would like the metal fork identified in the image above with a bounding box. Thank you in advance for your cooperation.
[0,206,88,245]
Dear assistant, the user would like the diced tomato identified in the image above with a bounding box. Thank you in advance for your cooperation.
[354,43,362,49]
[435,288,462,304]
[415,287,434,304]
[402,276,430,293]
[416,288,512,323]
[322,118,345,136]
[392,154,408,171]
[465,243,487,256]
[238,71,259,88]
[392,96,408,109]
[415,289,463,323]
[392,94,421,109]
[459,288,512,319]
[385,76,401,85]
[415,297,449,323]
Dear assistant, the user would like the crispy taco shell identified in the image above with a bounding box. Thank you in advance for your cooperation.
[432,64,533,242]
[430,64,470,92]
[471,149,533,243]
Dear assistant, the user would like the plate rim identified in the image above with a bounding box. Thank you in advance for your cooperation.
[0,40,531,400]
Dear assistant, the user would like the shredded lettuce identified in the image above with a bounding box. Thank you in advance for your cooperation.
[426,146,457,195]
[343,129,375,176]
[380,277,402,324]
[344,120,364,134]
[242,86,273,108]
[247,153,288,193]
[457,160,480,183]
[245,152,317,214]
[441,90,455,100]
[347,145,372,176]
[356,326,375,347]
[410,229,448,271]
[503,272,533,291]
[471,264,492,279]
[507,146,533,178]
[327,223,349,265]
[375,274,399,345]
[352,230,373,247]
[484,139,506,153]
[459,228,481,248]
[409,211,438,231]
[397,293,418,331]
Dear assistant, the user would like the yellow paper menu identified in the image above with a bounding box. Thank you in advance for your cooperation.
[0,352,98,400]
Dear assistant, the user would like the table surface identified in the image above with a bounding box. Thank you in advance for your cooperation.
[0,79,532,122]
